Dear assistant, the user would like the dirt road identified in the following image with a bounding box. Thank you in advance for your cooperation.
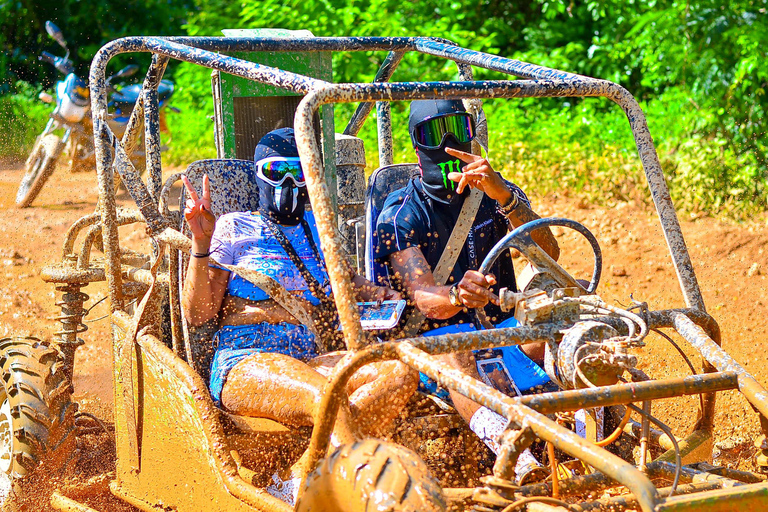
[0,158,766,480]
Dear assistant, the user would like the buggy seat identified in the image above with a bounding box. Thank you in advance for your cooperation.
[364,163,420,286]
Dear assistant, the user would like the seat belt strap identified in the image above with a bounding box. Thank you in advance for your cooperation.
[400,187,484,337]
[212,259,323,348]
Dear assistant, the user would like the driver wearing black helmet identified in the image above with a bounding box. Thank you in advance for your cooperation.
[375,99,560,482]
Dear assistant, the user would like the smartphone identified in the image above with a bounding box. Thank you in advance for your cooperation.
[476,356,522,397]
[357,300,406,330]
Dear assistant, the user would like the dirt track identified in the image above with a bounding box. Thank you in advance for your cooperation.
[0,158,766,479]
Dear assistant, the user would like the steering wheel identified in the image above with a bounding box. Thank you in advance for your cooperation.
[475,218,602,327]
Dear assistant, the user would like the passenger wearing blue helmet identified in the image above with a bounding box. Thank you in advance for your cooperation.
[375,100,560,482]
[181,128,417,504]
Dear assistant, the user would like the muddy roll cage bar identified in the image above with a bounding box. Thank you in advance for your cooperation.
[42,34,767,511]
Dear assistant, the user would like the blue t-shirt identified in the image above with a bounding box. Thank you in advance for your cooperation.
[209,210,330,305]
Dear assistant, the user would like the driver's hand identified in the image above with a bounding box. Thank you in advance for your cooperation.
[444,147,510,203]
[456,270,499,308]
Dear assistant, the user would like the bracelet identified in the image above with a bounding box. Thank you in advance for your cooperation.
[191,251,210,258]
[497,194,520,216]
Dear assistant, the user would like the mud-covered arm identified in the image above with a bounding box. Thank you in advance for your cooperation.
[182,257,229,326]
[504,200,560,261]
[339,255,402,303]
[389,246,497,319]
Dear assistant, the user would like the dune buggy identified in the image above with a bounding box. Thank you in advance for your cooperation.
[2,30,768,512]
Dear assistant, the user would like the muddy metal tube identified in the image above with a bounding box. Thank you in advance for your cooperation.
[377,101,393,166]
[344,50,405,136]
[302,344,399,497]
[77,211,145,268]
[394,342,659,512]
[50,493,99,512]
[674,313,768,420]
[517,372,737,414]
[412,37,704,313]
[90,38,331,310]
[576,482,726,512]
[655,482,768,512]
[518,460,742,500]
[412,323,559,353]
[295,94,367,350]
[62,213,100,259]
[295,77,667,351]
[143,54,169,204]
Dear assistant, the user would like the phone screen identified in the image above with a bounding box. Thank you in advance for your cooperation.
[357,300,406,330]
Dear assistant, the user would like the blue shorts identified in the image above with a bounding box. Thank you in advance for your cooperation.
[209,323,318,404]
[418,317,551,400]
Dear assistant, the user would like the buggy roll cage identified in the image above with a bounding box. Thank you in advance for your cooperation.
[67,35,768,511]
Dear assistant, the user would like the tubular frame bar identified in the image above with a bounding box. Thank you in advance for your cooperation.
[83,35,744,512]
[90,34,705,316]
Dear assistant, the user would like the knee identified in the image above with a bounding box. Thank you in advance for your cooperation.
[391,361,419,395]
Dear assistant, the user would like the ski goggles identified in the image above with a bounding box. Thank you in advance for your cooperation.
[411,112,476,150]
[255,157,306,187]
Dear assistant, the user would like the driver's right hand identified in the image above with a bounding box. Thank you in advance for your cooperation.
[182,173,215,244]
[456,270,499,308]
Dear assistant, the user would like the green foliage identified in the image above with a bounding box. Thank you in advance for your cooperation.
[0,81,50,159]
[1,0,766,218]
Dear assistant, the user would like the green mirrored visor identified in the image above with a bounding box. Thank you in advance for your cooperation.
[412,113,475,150]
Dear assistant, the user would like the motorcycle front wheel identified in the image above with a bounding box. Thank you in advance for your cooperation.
[16,134,63,208]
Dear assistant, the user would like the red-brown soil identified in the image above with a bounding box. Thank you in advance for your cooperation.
[0,159,766,506]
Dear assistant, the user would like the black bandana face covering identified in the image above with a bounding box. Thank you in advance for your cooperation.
[416,139,473,205]
[257,179,308,226]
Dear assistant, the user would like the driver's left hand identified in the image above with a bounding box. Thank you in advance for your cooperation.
[445,147,511,204]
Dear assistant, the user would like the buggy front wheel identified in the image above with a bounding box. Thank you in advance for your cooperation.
[297,439,446,512]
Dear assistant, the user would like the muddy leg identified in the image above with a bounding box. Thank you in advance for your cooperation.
[346,361,418,437]
[220,352,357,443]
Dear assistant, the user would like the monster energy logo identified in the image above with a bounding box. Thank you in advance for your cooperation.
[437,159,461,190]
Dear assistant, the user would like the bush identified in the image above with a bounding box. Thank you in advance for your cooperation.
[0,82,51,160]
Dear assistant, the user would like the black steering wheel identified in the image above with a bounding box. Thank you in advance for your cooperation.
[476,218,602,326]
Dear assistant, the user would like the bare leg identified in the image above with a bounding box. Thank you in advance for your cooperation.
[439,351,484,421]
[346,361,418,437]
[309,353,418,437]
[220,352,357,444]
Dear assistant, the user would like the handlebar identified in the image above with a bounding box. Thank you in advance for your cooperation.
[39,51,56,65]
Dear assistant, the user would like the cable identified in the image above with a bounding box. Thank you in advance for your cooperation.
[651,327,706,415]
[573,343,601,389]
[627,403,681,497]
[85,297,138,323]
[565,297,649,341]
[595,406,632,447]
[651,328,697,376]
[547,441,559,498]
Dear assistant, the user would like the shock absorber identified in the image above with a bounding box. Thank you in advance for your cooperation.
[53,282,89,380]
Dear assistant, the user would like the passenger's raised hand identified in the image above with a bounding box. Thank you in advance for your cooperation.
[444,147,511,204]
[181,174,215,243]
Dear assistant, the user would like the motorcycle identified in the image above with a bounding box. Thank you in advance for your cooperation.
[16,21,176,208]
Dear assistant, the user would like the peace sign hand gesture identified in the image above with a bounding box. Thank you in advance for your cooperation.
[444,147,512,204]
[181,174,216,244]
